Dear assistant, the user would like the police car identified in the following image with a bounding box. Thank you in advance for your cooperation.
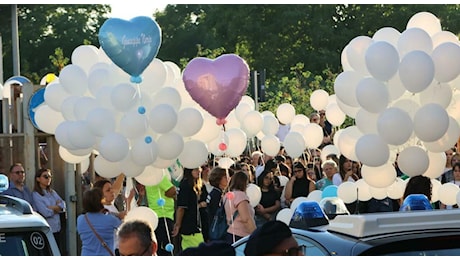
[233,199,460,256]
[0,176,61,256]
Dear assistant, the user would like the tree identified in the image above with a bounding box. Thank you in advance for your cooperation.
[0,4,110,83]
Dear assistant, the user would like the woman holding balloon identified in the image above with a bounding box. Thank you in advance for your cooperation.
[224,171,256,244]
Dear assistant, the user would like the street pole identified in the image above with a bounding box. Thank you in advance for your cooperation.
[11,4,20,76]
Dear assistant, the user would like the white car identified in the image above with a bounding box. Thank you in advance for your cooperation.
[0,195,61,256]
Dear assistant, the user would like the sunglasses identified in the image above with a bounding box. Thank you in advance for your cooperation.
[13,170,25,174]
[41,175,52,179]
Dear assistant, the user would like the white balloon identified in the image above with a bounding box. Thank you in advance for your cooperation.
[377,107,413,145]
[119,155,145,178]
[67,120,96,150]
[337,181,358,203]
[225,128,247,158]
[191,112,221,143]
[399,50,434,93]
[276,208,293,225]
[365,41,400,81]
[119,111,148,139]
[310,89,330,111]
[356,77,389,114]
[355,108,379,134]
[125,206,159,231]
[235,102,253,123]
[306,190,323,202]
[73,96,99,121]
[44,82,70,112]
[88,67,113,97]
[242,110,264,138]
[290,114,310,127]
[397,146,429,177]
[217,157,235,169]
[283,131,305,158]
[423,151,447,180]
[111,83,139,112]
[302,123,323,149]
[59,146,89,164]
[71,45,100,74]
[99,132,129,162]
[178,140,208,169]
[35,105,65,134]
[345,35,373,75]
[361,162,396,189]
[336,126,362,162]
[261,134,281,157]
[135,166,165,186]
[372,27,401,47]
[386,178,407,200]
[438,183,460,206]
[157,131,184,160]
[276,103,296,124]
[246,183,262,207]
[321,145,341,162]
[175,107,204,137]
[151,86,182,112]
[141,58,168,94]
[325,103,346,126]
[423,117,460,153]
[431,178,442,202]
[94,155,121,179]
[262,114,280,135]
[355,179,372,201]
[397,27,433,57]
[413,103,449,142]
[87,107,117,137]
[355,134,389,167]
[59,64,88,96]
[130,137,159,166]
[406,11,442,37]
[419,82,452,108]
[336,96,360,118]
[432,42,460,83]
[148,104,178,134]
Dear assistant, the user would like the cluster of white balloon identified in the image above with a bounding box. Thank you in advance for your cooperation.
[333,11,460,206]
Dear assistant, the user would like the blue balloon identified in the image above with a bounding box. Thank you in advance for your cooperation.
[138,106,146,114]
[157,198,165,207]
[145,136,152,144]
[99,16,162,78]
[165,243,174,253]
[322,185,338,198]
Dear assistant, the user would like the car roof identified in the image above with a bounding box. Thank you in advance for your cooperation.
[327,209,460,239]
[0,195,51,230]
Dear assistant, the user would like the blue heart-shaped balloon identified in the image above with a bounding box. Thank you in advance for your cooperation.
[99,16,162,79]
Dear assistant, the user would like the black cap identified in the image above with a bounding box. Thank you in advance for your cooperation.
[244,220,292,256]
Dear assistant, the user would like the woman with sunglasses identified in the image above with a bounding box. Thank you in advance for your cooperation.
[32,168,66,252]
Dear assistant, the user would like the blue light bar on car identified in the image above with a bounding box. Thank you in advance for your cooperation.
[399,194,433,211]
[289,201,329,229]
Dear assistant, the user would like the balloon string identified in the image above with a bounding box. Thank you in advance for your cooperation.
[158,188,174,256]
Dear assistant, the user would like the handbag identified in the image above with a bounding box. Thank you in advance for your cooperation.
[209,196,238,241]
[84,214,115,256]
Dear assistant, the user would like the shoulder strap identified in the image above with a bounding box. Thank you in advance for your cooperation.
[84,214,115,256]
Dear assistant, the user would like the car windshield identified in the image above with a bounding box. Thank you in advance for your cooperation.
[0,231,54,256]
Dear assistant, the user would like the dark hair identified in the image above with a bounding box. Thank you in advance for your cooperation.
[118,220,156,249]
[183,168,202,195]
[9,163,23,173]
[229,171,249,192]
[403,175,432,201]
[33,168,52,195]
[93,179,111,190]
[244,220,293,256]
[278,162,291,177]
[292,162,307,180]
[82,188,105,213]
[208,167,228,188]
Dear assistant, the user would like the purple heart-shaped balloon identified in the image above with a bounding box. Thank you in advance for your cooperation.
[182,54,250,120]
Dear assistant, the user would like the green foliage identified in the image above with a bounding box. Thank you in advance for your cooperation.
[0,4,110,83]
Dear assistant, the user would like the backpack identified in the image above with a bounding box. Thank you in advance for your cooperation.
[209,196,238,241]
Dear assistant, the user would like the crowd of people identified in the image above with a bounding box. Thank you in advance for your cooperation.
[0,111,459,256]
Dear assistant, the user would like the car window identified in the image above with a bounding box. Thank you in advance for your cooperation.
[360,234,460,256]
[294,233,329,256]
[0,231,54,256]
[233,233,331,256]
